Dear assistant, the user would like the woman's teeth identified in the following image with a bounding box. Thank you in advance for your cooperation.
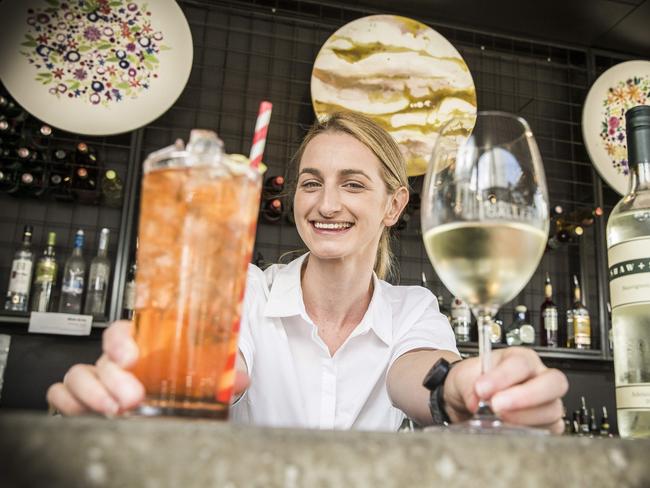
[313,222,352,230]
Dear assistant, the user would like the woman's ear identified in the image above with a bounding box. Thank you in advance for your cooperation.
[383,186,409,226]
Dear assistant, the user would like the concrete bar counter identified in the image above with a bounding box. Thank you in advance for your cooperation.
[1,411,649,487]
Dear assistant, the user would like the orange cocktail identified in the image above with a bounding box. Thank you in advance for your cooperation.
[131,131,261,419]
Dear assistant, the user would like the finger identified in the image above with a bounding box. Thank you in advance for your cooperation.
[549,418,566,435]
[490,368,569,413]
[103,320,139,368]
[64,364,120,415]
[233,370,250,398]
[95,354,145,410]
[47,383,88,416]
[475,347,545,399]
[498,399,564,426]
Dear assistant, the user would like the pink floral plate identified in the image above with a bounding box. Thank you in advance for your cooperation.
[582,60,650,196]
[0,0,193,136]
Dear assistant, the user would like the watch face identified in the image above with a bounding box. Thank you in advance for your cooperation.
[423,358,451,390]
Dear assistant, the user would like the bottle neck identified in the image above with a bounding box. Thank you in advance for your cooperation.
[630,161,650,192]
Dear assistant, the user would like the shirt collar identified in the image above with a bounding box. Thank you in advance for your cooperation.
[263,253,392,345]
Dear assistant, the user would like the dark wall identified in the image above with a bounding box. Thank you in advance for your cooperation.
[0,0,632,434]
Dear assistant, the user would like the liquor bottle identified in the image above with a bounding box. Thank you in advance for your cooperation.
[30,124,53,150]
[122,262,136,320]
[437,295,451,324]
[75,142,98,166]
[0,118,20,146]
[263,175,285,194]
[562,408,572,435]
[451,297,471,343]
[519,307,535,346]
[261,198,283,223]
[17,165,46,197]
[505,306,524,346]
[50,148,74,201]
[567,275,591,349]
[30,231,58,312]
[564,206,604,227]
[600,406,611,437]
[570,411,579,435]
[4,225,34,312]
[606,105,650,438]
[579,397,591,435]
[84,228,111,318]
[58,230,86,314]
[546,223,583,251]
[540,272,559,347]
[491,315,503,344]
[100,169,123,207]
[0,161,20,193]
[589,407,599,436]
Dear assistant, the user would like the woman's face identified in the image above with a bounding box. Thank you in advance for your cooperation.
[293,131,406,265]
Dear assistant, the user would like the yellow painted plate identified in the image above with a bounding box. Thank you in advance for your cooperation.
[311,15,477,176]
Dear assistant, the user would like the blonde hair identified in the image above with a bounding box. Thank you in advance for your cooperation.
[288,111,409,280]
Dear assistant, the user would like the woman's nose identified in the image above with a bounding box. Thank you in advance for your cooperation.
[318,184,342,216]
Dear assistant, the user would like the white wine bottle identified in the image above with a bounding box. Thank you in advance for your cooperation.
[606,105,650,439]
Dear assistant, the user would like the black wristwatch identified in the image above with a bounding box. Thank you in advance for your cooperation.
[422,358,458,425]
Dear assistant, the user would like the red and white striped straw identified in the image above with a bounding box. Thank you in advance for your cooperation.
[249,101,272,169]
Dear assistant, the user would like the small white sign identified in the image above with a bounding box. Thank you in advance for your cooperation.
[28,312,93,336]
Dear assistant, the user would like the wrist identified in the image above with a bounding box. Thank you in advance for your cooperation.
[442,365,471,423]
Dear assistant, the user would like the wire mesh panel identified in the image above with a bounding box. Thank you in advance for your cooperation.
[1,0,635,356]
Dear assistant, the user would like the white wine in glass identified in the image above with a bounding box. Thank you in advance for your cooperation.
[421,111,550,433]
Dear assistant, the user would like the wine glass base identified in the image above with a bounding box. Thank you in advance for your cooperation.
[424,411,549,436]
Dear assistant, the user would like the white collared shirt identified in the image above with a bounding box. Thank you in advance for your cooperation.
[230,253,458,431]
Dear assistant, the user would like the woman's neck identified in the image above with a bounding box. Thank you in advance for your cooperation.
[301,253,376,352]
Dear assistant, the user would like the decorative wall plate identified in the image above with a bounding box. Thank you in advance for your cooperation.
[311,15,477,176]
[582,60,650,195]
[0,0,193,136]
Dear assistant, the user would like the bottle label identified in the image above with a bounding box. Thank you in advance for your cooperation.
[90,266,109,292]
[8,258,32,294]
[35,260,56,284]
[543,308,558,331]
[616,383,650,410]
[573,311,591,347]
[608,237,650,310]
[453,319,470,338]
[62,271,84,296]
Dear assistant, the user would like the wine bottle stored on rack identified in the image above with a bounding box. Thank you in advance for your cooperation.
[540,273,559,347]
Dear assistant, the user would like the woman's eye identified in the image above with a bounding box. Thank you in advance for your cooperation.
[344,182,365,189]
[301,181,320,189]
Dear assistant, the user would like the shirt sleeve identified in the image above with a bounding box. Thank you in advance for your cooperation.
[388,289,459,370]
[237,264,265,376]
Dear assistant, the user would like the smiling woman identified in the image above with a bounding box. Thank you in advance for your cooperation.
[48,110,568,434]
[287,111,410,280]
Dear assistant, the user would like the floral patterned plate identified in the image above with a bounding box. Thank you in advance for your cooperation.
[0,0,193,136]
[582,60,650,196]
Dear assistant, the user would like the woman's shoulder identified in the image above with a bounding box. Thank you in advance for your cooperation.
[378,279,437,307]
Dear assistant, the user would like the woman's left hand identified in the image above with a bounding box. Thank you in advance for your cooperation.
[443,347,569,433]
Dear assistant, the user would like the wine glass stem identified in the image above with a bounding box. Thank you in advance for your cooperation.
[476,311,495,416]
[477,313,492,376]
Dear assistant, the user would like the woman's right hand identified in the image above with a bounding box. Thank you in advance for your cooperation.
[46,320,145,416]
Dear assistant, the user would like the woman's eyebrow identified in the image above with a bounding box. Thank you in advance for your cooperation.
[299,167,322,177]
[339,169,371,180]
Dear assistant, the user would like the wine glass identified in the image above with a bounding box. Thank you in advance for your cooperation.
[421,111,550,433]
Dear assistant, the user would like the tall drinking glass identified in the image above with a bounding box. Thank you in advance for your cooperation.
[130,130,262,419]
[421,111,550,433]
